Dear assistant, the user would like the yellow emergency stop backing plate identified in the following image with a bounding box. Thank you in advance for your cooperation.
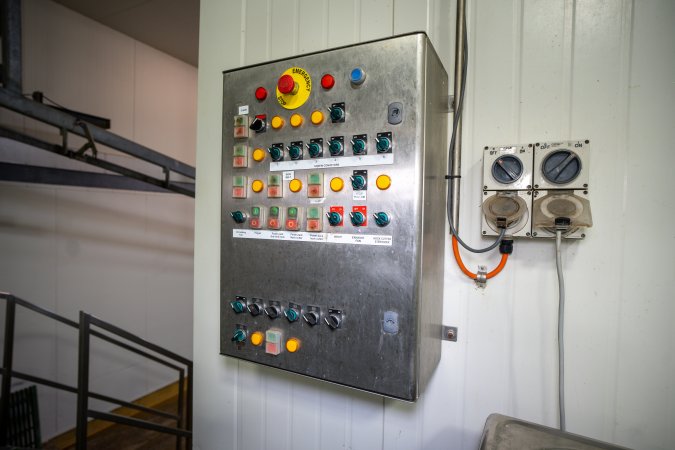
[276,67,312,110]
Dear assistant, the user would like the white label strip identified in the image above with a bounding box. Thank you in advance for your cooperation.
[233,229,392,246]
[270,153,393,171]
[237,105,249,115]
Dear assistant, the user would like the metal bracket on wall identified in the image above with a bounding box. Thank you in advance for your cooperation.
[442,325,458,342]
[0,0,195,197]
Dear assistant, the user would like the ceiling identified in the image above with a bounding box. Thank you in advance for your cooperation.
[54,0,200,66]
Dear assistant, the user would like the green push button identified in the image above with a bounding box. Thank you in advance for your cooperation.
[251,206,260,217]
[308,173,322,185]
[268,174,281,186]
[269,206,279,216]
[288,207,298,218]
[233,145,247,157]
[307,207,321,219]
[232,176,245,187]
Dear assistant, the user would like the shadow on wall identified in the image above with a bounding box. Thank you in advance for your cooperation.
[0,185,194,261]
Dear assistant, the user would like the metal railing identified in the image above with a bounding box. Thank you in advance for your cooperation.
[0,292,193,449]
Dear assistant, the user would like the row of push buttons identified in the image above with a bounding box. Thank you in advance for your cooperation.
[231,205,390,229]
[232,327,301,355]
[232,173,391,199]
[252,70,363,102]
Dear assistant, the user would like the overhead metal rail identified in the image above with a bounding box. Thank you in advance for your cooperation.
[0,0,196,197]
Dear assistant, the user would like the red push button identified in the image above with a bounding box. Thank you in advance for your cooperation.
[286,218,299,231]
[232,156,247,168]
[267,186,282,198]
[278,74,296,94]
[232,187,246,199]
[255,86,267,101]
[321,74,335,90]
[250,217,262,229]
[307,219,322,232]
[308,185,322,198]
[268,218,280,229]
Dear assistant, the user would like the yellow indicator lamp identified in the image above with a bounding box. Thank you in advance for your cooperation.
[250,331,264,346]
[289,179,303,193]
[286,338,300,353]
[290,113,304,127]
[271,116,284,129]
[376,174,391,190]
[310,110,324,125]
[330,177,344,192]
[252,148,266,162]
[251,179,264,193]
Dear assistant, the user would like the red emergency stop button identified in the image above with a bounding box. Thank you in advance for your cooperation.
[278,74,296,94]
[321,74,335,90]
[255,86,267,101]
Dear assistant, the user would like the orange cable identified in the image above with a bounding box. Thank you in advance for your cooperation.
[452,235,509,280]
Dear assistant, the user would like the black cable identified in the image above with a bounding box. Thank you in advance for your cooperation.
[446,11,506,253]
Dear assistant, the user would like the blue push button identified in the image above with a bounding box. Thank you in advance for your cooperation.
[350,67,366,85]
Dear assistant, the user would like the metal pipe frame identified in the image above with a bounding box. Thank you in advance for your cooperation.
[0,0,22,93]
[0,162,196,194]
[451,0,467,229]
[0,0,196,197]
[0,293,193,448]
[0,126,195,197]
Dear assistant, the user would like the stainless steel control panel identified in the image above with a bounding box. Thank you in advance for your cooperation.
[220,33,448,401]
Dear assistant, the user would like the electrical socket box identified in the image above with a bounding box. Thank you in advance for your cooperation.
[481,190,532,238]
[220,33,448,401]
[482,140,592,239]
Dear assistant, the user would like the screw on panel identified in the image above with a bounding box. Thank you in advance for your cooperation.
[533,231,538,236]
[483,185,488,190]
[585,140,590,144]
[526,232,531,237]
[442,326,458,342]
[581,233,586,238]
[583,190,588,195]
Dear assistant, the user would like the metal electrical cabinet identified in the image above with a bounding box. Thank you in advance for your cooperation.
[220,33,448,401]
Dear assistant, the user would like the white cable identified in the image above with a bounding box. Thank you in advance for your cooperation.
[555,230,566,432]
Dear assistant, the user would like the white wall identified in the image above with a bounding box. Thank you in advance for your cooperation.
[194,1,675,449]
[0,0,196,440]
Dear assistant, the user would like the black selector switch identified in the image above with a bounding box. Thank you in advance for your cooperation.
[325,309,343,329]
[264,304,281,319]
[248,300,263,316]
[249,115,266,132]
[303,308,320,326]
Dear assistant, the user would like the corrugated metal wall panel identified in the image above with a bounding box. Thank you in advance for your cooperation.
[194,1,675,449]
